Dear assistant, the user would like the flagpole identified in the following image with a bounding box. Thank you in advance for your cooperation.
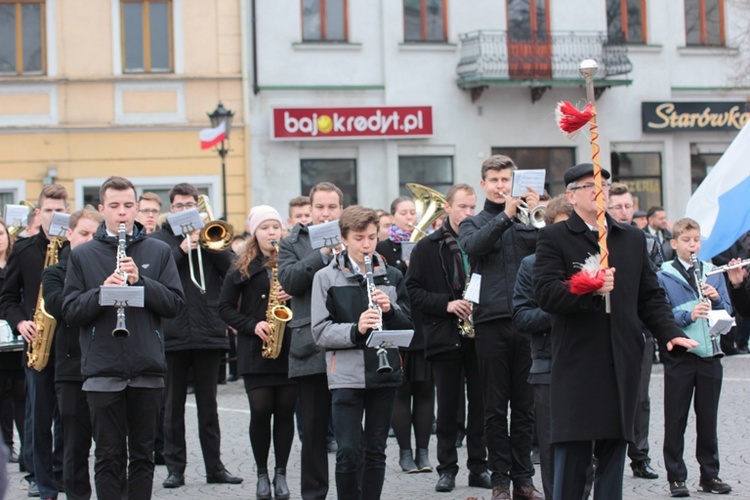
[218,139,229,221]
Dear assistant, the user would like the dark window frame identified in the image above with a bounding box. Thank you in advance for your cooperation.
[609,150,664,210]
[300,0,349,42]
[0,0,46,75]
[300,158,358,206]
[403,0,448,43]
[120,0,174,74]
[398,155,454,197]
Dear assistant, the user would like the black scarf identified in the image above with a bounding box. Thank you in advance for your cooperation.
[441,216,466,292]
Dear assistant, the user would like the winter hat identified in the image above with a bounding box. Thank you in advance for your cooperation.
[246,205,283,236]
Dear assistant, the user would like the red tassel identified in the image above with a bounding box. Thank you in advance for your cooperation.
[555,101,594,137]
[566,269,605,295]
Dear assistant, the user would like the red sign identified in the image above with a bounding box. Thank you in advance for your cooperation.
[271,106,433,140]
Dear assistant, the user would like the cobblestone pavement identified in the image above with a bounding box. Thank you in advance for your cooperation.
[5,354,750,499]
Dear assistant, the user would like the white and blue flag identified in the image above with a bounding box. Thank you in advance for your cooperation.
[686,122,750,260]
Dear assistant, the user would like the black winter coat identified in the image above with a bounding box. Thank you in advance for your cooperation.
[149,221,232,351]
[533,211,687,444]
[512,254,551,377]
[376,239,409,276]
[219,256,291,376]
[459,199,537,324]
[42,248,80,382]
[0,266,23,372]
[405,226,468,359]
[62,222,185,380]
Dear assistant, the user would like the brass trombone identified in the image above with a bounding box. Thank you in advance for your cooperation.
[187,195,234,294]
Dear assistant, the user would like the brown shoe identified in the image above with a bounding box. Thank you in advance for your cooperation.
[513,484,544,500]
[492,485,511,500]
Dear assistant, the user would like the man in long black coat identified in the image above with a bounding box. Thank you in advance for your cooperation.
[532,164,697,500]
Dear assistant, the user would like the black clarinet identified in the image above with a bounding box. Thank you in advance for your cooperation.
[690,253,723,358]
[364,254,392,374]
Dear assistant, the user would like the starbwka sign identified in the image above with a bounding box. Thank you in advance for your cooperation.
[642,101,750,132]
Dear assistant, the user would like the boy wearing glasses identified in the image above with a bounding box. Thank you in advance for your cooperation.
[136,192,163,234]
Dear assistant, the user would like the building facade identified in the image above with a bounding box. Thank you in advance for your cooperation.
[0,0,247,230]
[247,0,748,218]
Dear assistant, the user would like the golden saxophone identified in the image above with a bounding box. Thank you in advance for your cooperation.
[261,241,293,359]
[27,236,64,371]
[458,274,475,339]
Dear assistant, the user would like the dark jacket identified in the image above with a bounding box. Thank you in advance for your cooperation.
[277,223,331,378]
[42,248,80,382]
[62,222,184,380]
[311,251,412,390]
[533,211,687,444]
[729,280,750,317]
[644,227,674,266]
[405,224,468,359]
[376,238,409,276]
[459,199,537,324]
[219,256,291,376]
[512,254,551,376]
[0,266,23,372]
[149,221,233,351]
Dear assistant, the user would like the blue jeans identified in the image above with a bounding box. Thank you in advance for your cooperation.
[331,387,396,500]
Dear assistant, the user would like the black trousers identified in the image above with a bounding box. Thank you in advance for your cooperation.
[663,353,722,482]
[55,381,92,500]
[26,365,63,498]
[627,331,654,465]
[553,439,626,500]
[0,376,25,450]
[87,387,163,500]
[164,349,224,476]
[431,340,486,477]
[530,380,553,500]
[475,319,535,487]
[297,373,332,500]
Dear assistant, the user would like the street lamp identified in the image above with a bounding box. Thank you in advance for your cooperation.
[207,102,234,220]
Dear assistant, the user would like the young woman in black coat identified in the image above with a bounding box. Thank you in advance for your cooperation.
[376,196,435,473]
[219,206,296,500]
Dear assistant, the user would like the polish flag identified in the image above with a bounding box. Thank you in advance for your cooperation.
[199,121,226,150]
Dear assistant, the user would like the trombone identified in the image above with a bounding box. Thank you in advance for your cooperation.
[187,195,234,294]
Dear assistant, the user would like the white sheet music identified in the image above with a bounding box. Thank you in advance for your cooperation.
[99,285,145,308]
[4,204,28,228]
[511,169,546,197]
[464,273,481,303]
[309,221,342,250]
[366,329,414,349]
[708,309,735,336]
[167,209,205,236]
[48,212,71,238]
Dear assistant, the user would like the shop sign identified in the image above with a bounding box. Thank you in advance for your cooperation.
[642,102,750,132]
[271,106,433,140]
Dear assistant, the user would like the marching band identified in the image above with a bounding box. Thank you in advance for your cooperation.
[0,164,748,500]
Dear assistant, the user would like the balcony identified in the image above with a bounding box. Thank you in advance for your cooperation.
[456,30,633,102]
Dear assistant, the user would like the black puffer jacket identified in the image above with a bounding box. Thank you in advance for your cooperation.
[219,256,291,376]
[459,199,537,324]
[149,221,233,351]
[42,247,79,382]
[62,222,185,380]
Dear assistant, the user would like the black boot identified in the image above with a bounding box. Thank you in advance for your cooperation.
[399,449,418,473]
[256,469,271,500]
[415,448,433,472]
[273,468,290,500]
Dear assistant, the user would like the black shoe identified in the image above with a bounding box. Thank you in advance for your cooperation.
[162,472,185,488]
[737,345,749,354]
[227,374,238,382]
[468,470,492,489]
[273,468,290,499]
[399,449,419,473]
[435,473,456,492]
[669,481,690,497]
[206,468,243,484]
[415,448,432,472]
[699,477,732,494]
[154,451,165,465]
[256,471,271,500]
[632,460,659,479]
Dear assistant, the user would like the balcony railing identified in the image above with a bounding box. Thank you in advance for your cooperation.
[456,30,632,87]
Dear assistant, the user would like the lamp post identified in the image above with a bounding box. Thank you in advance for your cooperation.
[208,102,234,220]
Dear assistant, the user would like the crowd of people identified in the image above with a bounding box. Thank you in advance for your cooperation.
[0,155,749,500]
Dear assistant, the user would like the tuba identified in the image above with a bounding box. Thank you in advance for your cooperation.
[187,195,234,294]
[407,183,446,242]
[261,241,293,359]
[26,234,64,371]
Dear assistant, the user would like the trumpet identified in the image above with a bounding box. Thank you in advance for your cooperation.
[497,192,546,228]
[706,258,750,277]
[112,223,130,338]
[187,195,234,294]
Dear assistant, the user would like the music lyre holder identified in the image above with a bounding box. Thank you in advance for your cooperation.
[366,329,414,374]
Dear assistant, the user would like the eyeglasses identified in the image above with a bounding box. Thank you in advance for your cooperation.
[569,182,610,192]
[139,209,160,216]
[171,203,197,210]
[608,204,634,211]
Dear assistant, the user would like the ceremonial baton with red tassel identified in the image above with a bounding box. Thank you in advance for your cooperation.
[555,59,611,313]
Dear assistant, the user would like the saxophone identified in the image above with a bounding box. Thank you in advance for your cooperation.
[458,274,475,339]
[27,236,64,371]
[261,241,293,359]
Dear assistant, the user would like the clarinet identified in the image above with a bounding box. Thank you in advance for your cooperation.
[690,252,723,358]
[112,223,130,338]
[364,254,391,374]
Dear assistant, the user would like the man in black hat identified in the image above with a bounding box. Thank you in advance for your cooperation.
[532,163,697,500]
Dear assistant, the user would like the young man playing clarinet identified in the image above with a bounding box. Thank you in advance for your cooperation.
[62,176,184,500]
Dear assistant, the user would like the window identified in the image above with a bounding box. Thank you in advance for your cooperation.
[610,151,662,210]
[398,156,453,197]
[685,0,724,46]
[606,0,647,43]
[404,0,446,42]
[690,149,721,193]
[0,0,45,75]
[491,147,575,196]
[121,0,172,73]
[301,0,347,42]
[301,159,357,206]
